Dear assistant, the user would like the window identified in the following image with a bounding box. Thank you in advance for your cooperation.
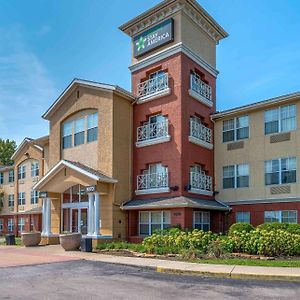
[18,165,26,180]
[236,212,250,223]
[139,211,171,235]
[8,194,14,208]
[18,192,25,205]
[0,219,3,232]
[223,116,249,142]
[264,210,297,224]
[0,172,3,184]
[8,219,14,232]
[223,164,249,189]
[31,191,39,204]
[18,218,25,232]
[74,117,85,146]
[62,121,73,149]
[265,157,296,185]
[265,104,296,135]
[87,113,98,143]
[194,211,210,231]
[62,112,98,149]
[31,162,39,177]
[8,170,14,183]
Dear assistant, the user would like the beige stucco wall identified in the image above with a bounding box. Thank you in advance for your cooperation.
[131,11,216,68]
[48,86,114,176]
[214,98,300,204]
[46,84,133,238]
[0,168,15,215]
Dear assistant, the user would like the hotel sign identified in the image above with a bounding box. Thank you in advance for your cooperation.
[133,18,174,58]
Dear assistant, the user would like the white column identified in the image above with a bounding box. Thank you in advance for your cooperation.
[87,193,94,236]
[41,198,47,235]
[46,198,52,236]
[78,209,81,233]
[94,192,101,237]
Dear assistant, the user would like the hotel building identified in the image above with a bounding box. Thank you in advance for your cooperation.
[0,0,299,243]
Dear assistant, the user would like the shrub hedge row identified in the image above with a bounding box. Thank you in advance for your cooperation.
[142,223,300,257]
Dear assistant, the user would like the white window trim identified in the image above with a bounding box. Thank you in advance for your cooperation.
[139,211,171,236]
[223,115,249,143]
[265,157,297,186]
[264,210,298,224]
[193,211,211,231]
[265,104,297,135]
[223,164,250,189]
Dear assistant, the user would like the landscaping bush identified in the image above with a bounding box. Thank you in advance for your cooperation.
[257,223,300,235]
[228,223,255,236]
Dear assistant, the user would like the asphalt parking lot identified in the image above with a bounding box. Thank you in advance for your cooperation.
[0,260,299,300]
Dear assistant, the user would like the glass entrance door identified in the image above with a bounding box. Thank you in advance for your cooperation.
[70,208,88,234]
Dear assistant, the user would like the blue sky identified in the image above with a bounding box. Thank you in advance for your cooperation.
[0,0,299,144]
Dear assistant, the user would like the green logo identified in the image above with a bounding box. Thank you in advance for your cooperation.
[136,36,146,51]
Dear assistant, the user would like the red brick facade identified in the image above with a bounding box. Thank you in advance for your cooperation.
[0,214,42,236]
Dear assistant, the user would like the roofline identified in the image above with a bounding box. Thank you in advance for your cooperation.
[119,0,228,40]
[11,138,43,161]
[33,160,117,191]
[121,202,230,211]
[211,92,300,120]
[42,78,136,120]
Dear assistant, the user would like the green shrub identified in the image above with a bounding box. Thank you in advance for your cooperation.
[257,223,300,235]
[228,223,255,236]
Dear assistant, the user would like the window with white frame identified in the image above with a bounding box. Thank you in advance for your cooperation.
[139,211,171,235]
[265,157,296,185]
[223,116,249,143]
[0,172,3,184]
[8,194,14,208]
[264,210,297,224]
[8,170,14,183]
[87,112,98,143]
[223,164,249,189]
[8,219,14,232]
[18,192,25,205]
[18,218,25,232]
[193,211,210,231]
[74,117,85,146]
[265,104,296,135]
[62,121,73,149]
[31,162,39,177]
[0,219,3,232]
[18,165,26,180]
[236,212,250,223]
[30,190,39,205]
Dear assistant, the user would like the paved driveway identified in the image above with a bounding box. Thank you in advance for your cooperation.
[0,246,81,268]
[0,260,299,300]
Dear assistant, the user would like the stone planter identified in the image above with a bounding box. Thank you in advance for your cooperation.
[59,233,82,251]
[21,232,41,247]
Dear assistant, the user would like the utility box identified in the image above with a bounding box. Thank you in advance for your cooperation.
[81,237,93,252]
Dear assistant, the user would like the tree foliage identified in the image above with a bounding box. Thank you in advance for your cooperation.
[0,139,17,166]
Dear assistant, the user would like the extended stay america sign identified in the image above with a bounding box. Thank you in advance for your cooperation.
[133,18,174,58]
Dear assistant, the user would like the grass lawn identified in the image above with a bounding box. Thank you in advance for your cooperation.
[194,258,300,268]
[96,242,300,268]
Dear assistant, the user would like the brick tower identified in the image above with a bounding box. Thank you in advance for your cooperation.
[120,0,228,241]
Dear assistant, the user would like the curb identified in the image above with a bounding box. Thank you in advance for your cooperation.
[156,266,300,282]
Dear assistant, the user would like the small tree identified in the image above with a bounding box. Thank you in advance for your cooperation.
[0,139,16,166]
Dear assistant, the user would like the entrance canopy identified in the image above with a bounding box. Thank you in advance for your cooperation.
[33,160,117,193]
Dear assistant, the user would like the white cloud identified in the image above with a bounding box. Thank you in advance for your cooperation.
[0,26,56,145]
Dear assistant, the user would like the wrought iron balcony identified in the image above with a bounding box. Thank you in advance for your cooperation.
[137,73,169,101]
[189,120,213,149]
[136,120,170,147]
[189,74,213,107]
[190,172,213,196]
[136,173,169,194]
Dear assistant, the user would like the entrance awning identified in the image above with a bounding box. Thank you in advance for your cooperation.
[33,160,117,193]
[121,196,230,211]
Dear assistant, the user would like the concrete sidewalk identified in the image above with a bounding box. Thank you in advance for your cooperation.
[1,245,300,281]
